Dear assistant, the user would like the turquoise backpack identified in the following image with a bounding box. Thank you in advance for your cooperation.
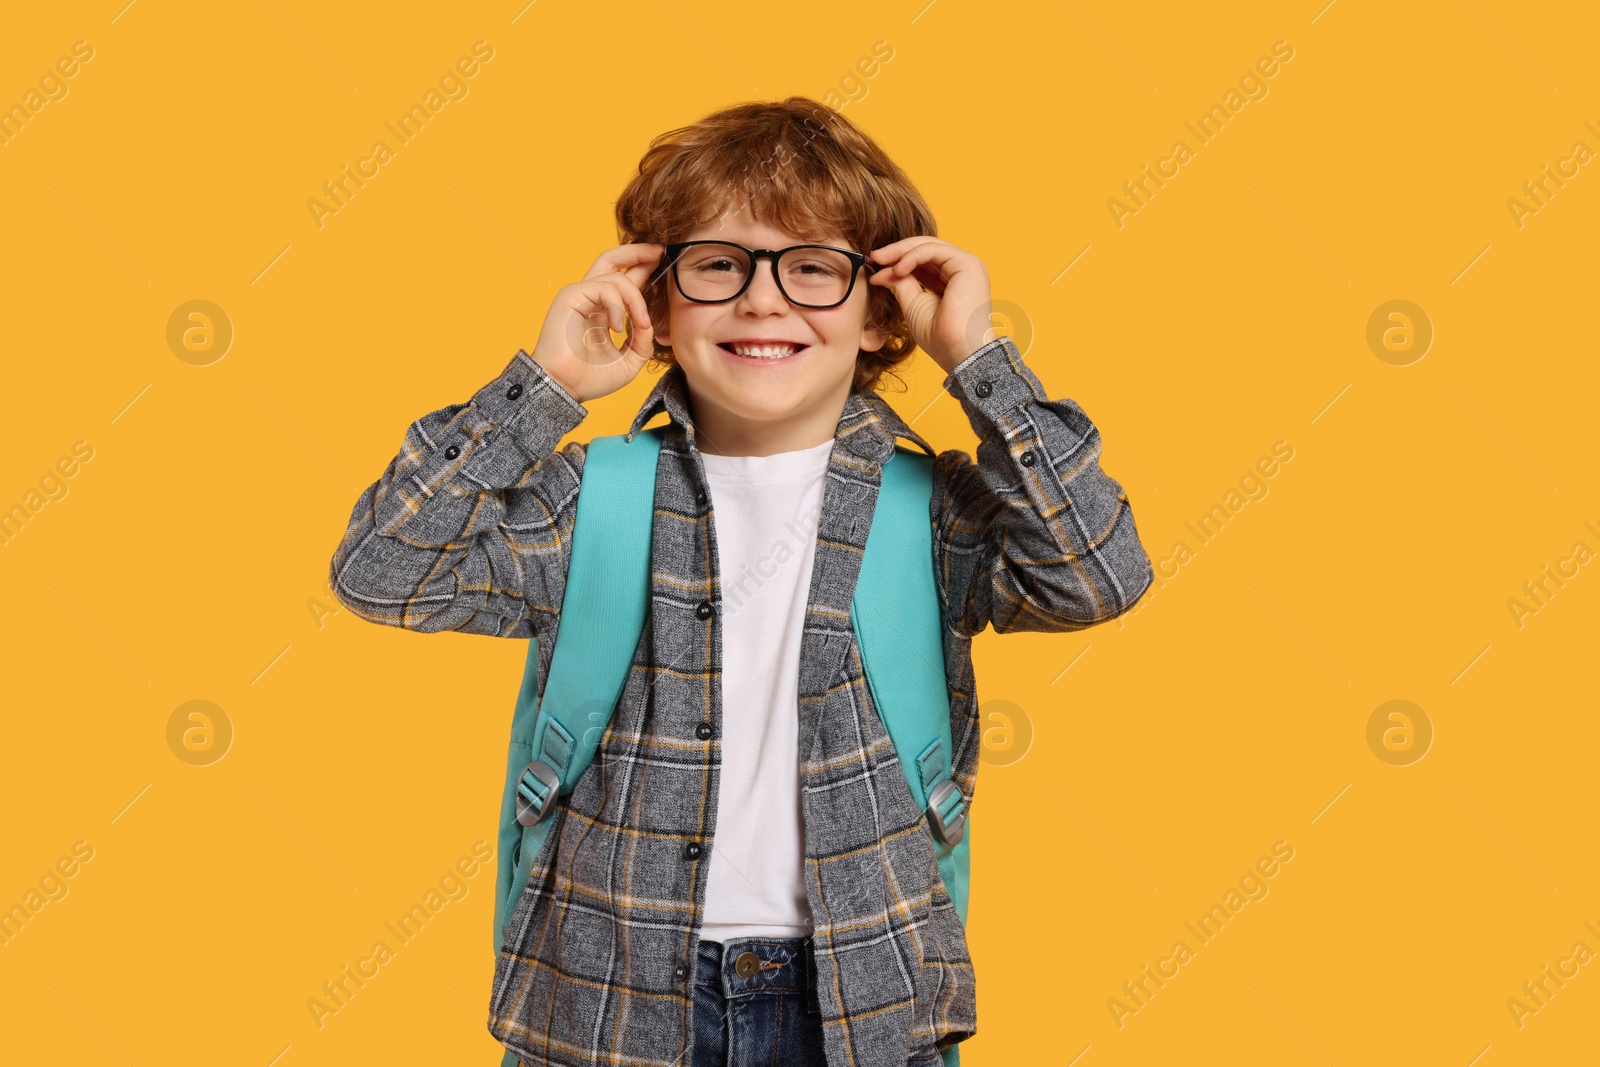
[493,424,970,1067]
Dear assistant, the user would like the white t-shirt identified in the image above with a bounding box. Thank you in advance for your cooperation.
[696,436,835,942]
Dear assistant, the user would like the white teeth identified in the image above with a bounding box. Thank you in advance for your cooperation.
[728,343,801,359]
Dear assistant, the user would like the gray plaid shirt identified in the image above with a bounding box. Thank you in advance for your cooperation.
[329,335,1154,1066]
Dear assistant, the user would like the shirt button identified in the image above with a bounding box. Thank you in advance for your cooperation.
[684,842,702,859]
[444,445,461,460]
[975,380,993,399]
[696,600,713,620]
[696,722,714,740]
[1020,450,1036,467]
[506,383,523,400]
[695,489,707,505]
[674,963,688,980]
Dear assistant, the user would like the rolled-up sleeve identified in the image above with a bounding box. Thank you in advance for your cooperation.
[932,335,1154,635]
[329,349,589,639]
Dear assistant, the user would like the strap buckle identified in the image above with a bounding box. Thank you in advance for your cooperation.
[925,778,967,846]
[916,740,966,847]
[514,759,562,826]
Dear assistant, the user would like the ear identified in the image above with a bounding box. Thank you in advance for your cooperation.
[858,318,887,354]
[653,306,671,347]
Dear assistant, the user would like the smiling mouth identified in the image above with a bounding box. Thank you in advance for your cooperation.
[717,342,810,361]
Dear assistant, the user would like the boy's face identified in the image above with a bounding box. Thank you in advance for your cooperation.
[653,208,887,457]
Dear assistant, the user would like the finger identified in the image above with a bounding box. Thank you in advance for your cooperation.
[594,283,654,362]
[582,242,665,282]
[882,252,947,299]
[612,282,655,357]
[590,242,664,278]
[869,265,927,314]
[579,259,652,334]
[582,283,630,335]
[625,318,654,362]
[887,242,952,278]
[896,244,971,298]
[868,235,938,266]
[875,246,948,295]
[601,274,654,333]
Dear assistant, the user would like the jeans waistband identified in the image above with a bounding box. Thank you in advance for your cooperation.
[696,935,818,1006]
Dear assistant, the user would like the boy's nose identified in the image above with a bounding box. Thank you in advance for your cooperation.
[735,259,790,314]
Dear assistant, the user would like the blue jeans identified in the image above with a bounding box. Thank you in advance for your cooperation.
[689,936,947,1067]
[689,936,827,1066]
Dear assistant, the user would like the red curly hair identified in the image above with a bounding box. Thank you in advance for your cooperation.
[614,97,937,395]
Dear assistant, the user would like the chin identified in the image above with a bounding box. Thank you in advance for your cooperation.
[713,386,809,422]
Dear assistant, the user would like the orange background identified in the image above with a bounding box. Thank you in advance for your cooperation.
[2,1,1597,1064]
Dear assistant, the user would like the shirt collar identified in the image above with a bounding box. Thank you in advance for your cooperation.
[623,362,937,465]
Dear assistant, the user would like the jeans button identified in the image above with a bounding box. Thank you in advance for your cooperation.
[734,951,760,979]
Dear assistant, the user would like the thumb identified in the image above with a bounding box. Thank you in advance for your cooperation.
[872,270,934,345]
[624,319,654,363]
[871,269,926,316]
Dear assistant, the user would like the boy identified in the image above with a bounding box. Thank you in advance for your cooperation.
[329,98,1153,1067]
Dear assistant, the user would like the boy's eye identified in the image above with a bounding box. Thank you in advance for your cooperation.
[694,257,744,274]
[790,260,842,278]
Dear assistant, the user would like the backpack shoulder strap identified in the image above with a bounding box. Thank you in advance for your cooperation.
[494,424,666,953]
[850,442,971,931]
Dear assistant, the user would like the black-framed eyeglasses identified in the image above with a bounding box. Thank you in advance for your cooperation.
[657,240,880,310]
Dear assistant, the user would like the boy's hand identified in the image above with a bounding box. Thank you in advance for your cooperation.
[529,243,664,405]
[867,237,996,374]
